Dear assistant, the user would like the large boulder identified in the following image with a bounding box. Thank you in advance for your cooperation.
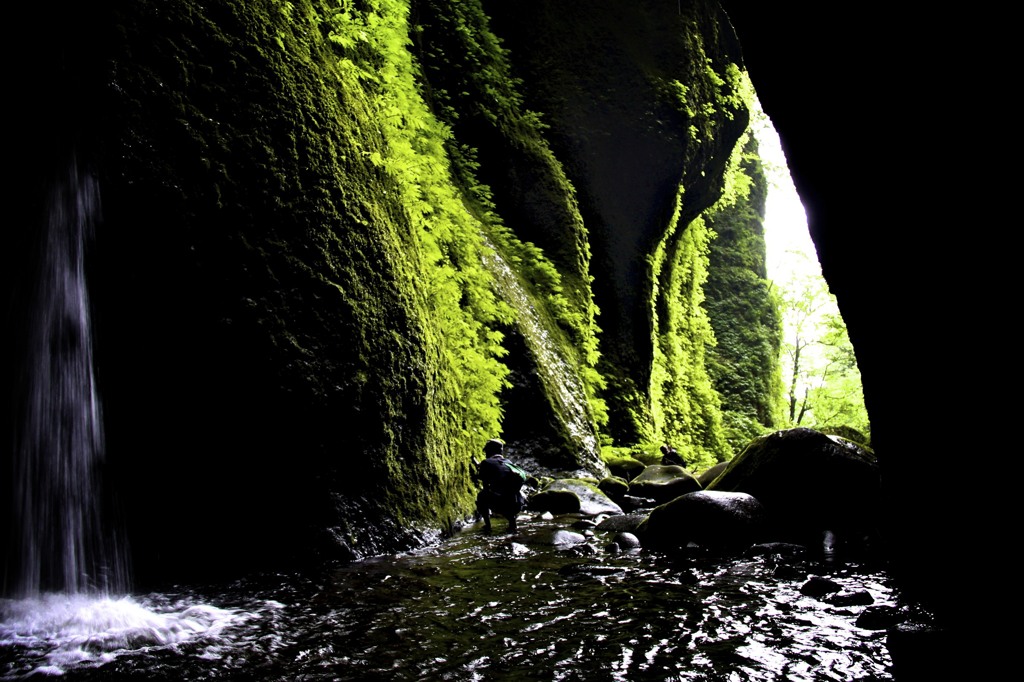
[596,511,649,534]
[529,479,624,516]
[528,489,581,515]
[636,490,766,551]
[696,461,729,488]
[596,476,630,502]
[628,465,702,505]
[706,428,882,550]
[604,455,648,481]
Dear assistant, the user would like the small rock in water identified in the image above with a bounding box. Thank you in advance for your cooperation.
[800,576,842,598]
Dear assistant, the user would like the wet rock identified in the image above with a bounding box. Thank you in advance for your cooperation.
[596,511,648,533]
[571,519,599,531]
[745,542,808,558]
[706,428,882,550]
[597,476,629,501]
[528,489,581,514]
[856,605,906,630]
[800,576,842,598]
[824,589,874,606]
[611,532,640,550]
[697,461,729,488]
[551,531,587,548]
[605,455,647,481]
[887,622,958,680]
[570,543,598,556]
[770,564,805,581]
[531,479,624,516]
[617,495,656,512]
[627,465,702,505]
[520,528,588,548]
[635,490,765,551]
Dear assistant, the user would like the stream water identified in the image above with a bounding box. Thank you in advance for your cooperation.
[3,158,924,681]
[0,511,917,681]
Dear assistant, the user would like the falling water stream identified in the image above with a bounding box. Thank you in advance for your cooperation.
[10,159,122,597]
[482,241,600,468]
[0,167,921,680]
[0,160,237,676]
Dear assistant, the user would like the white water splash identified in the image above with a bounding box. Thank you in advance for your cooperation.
[4,160,245,678]
[0,593,244,676]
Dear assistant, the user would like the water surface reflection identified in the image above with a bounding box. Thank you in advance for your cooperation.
[1,513,909,680]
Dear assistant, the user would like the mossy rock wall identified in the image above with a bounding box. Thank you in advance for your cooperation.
[483,0,751,445]
[89,0,486,581]
[2,0,765,587]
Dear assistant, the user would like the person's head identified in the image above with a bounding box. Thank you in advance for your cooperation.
[483,439,504,457]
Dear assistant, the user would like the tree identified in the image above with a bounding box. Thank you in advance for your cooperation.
[776,253,870,441]
[803,312,870,439]
[777,261,830,424]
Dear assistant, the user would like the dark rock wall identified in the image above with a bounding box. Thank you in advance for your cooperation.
[718,3,975,634]
[91,0,451,582]
[5,0,487,587]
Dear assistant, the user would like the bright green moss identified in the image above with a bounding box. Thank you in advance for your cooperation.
[105,0,779,547]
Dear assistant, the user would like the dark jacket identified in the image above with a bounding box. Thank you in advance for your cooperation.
[476,454,525,518]
[477,455,521,494]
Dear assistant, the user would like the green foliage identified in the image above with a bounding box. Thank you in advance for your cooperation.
[718,411,771,456]
[641,99,788,470]
[600,443,662,467]
[323,0,514,515]
[802,312,871,438]
[661,55,751,148]
[320,0,778,489]
[776,263,870,438]
[648,196,731,472]
[102,0,860,552]
[601,370,655,446]
[409,0,607,431]
[704,133,787,456]
[323,0,611,480]
[718,63,755,119]
[260,0,784,504]
[629,46,761,468]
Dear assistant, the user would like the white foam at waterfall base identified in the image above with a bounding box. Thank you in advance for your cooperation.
[0,593,243,675]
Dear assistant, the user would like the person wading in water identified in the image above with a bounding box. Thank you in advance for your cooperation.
[473,439,527,534]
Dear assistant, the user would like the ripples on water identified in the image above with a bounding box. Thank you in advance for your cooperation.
[0,513,910,681]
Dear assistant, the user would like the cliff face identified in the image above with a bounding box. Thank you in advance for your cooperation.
[481,0,749,446]
[3,0,771,588]
[719,4,972,630]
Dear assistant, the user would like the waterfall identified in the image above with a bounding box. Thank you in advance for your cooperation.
[10,157,127,597]
[482,241,601,470]
[0,162,255,678]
